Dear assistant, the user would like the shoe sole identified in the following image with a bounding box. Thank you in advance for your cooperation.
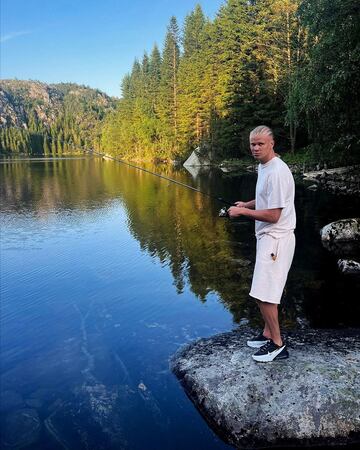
[274,351,289,360]
[252,346,288,362]
[247,340,270,348]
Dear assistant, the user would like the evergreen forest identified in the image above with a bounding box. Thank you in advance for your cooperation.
[101,0,360,164]
[1,0,359,165]
[0,82,115,156]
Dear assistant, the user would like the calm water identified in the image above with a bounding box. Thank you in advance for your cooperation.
[1,157,359,449]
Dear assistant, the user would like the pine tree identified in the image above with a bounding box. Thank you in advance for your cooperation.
[51,135,57,156]
[182,4,206,58]
[159,16,181,157]
[43,135,50,156]
[177,5,208,154]
[149,44,162,115]
[294,0,360,157]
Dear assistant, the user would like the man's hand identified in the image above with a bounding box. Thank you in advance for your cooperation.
[227,206,247,218]
[235,201,246,207]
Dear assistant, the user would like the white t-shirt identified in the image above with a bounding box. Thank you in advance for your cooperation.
[255,157,296,238]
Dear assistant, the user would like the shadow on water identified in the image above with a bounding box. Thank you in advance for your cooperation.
[1,158,359,450]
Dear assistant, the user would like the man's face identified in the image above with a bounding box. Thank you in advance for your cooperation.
[249,133,274,164]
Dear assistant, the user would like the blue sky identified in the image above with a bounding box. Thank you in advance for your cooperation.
[1,0,224,97]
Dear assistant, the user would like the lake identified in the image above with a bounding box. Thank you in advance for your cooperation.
[1,157,359,449]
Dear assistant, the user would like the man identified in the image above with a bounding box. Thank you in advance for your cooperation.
[228,125,296,362]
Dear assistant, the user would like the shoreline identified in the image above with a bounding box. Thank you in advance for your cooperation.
[0,156,91,163]
[2,153,359,196]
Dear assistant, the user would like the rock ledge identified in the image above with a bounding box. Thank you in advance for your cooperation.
[170,327,360,448]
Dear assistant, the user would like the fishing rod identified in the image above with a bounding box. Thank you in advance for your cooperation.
[87,149,234,216]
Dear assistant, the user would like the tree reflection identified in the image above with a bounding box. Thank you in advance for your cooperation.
[1,159,256,324]
[2,158,359,330]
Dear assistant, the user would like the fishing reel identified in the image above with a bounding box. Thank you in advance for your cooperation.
[219,206,229,217]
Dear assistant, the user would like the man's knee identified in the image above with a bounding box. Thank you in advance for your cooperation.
[256,299,275,306]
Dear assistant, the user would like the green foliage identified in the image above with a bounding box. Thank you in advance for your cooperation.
[3,0,357,163]
[293,0,360,157]
[101,0,358,163]
[0,81,115,156]
[0,127,30,154]
[101,1,306,161]
[177,5,208,153]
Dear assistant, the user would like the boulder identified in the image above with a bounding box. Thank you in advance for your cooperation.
[303,165,359,181]
[320,219,360,262]
[338,259,360,275]
[183,146,212,167]
[307,184,318,191]
[320,218,360,243]
[303,166,360,196]
[170,327,360,449]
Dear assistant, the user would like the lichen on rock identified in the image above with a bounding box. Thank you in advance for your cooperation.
[170,327,360,448]
[320,218,360,243]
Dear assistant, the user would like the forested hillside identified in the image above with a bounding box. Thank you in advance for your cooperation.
[101,0,360,163]
[1,1,358,163]
[0,80,116,156]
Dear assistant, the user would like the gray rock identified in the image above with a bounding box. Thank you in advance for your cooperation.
[220,166,235,173]
[338,259,360,274]
[183,146,212,167]
[307,184,318,191]
[302,166,360,196]
[303,165,359,180]
[320,218,360,243]
[170,327,360,448]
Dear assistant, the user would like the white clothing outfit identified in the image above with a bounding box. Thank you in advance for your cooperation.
[249,157,296,304]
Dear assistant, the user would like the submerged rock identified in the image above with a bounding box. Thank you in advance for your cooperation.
[170,327,360,449]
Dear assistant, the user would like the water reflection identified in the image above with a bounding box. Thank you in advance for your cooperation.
[1,158,359,450]
[1,158,256,318]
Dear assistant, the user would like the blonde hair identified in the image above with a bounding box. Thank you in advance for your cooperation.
[250,125,274,140]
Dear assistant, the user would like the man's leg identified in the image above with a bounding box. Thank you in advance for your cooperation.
[256,300,272,340]
[257,300,283,347]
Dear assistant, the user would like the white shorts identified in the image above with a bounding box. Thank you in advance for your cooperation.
[249,232,295,304]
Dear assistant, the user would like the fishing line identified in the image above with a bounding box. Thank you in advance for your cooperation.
[33,135,235,209]
[88,149,234,207]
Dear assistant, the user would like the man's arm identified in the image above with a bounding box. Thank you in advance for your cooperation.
[235,199,256,209]
[228,206,282,223]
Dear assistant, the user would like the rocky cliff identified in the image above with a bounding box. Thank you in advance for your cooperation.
[0,80,116,155]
